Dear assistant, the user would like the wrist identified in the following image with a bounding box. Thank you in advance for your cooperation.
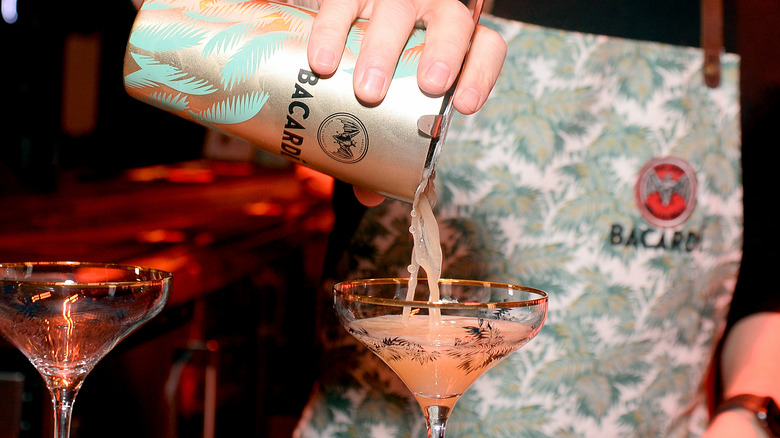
[714,394,780,437]
[709,409,768,438]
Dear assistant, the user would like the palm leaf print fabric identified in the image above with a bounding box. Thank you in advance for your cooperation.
[295,14,742,438]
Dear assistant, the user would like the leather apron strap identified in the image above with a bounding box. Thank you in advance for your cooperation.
[471,0,723,88]
[701,0,724,88]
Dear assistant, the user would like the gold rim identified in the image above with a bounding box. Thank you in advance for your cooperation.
[334,278,548,309]
[0,261,173,287]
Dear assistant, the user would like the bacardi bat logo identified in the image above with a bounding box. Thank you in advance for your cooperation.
[318,113,369,164]
[635,157,698,228]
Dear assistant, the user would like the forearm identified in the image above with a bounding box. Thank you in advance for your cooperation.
[721,312,780,401]
[704,312,780,437]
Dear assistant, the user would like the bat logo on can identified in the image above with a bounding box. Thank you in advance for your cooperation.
[318,113,369,164]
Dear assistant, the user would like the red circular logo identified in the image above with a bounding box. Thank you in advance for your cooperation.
[635,156,698,228]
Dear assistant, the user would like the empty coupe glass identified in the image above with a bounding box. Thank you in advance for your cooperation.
[0,262,172,438]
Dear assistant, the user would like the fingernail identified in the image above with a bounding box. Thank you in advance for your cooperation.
[425,61,451,89]
[314,48,337,72]
[358,67,388,99]
[458,87,482,113]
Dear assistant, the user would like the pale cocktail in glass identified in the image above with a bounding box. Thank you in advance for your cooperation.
[333,278,547,438]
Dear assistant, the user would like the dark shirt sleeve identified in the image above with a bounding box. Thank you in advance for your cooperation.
[728,92,780,326]
[490,0,701,47]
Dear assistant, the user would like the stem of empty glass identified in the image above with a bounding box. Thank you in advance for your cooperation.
[47,375,86,438]
[425,406,450,438]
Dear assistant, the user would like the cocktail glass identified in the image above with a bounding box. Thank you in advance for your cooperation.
[333,278,548,438]
[0,261,172,438]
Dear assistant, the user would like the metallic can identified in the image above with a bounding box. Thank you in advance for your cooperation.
[123,0,457,203]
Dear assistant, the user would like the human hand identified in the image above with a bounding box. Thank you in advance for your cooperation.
[299,0,506,205]
[303,0,506,113]
[132,0,498,206]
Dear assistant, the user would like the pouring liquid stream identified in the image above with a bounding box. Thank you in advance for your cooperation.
[404,174,443,323]
[402,0,484,325]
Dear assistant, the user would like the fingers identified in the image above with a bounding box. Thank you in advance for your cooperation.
[307,0,363,76]
[353,186,386,206]
[307,0,505,112]
[415,0,475,97]
[351,0,418,104]
[452,24,506,114]
[309,0,419,105]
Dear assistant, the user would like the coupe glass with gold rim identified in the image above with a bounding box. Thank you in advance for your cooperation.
[333,278,548,438]
[0,262,172,438]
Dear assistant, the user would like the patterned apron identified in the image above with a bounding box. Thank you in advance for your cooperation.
[295,14,742,438]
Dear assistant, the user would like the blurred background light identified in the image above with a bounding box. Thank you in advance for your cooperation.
[2,0,17,24]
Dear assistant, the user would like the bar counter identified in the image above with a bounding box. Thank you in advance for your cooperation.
[0,161,334,438]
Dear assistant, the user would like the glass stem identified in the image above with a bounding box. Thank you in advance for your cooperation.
[47,376,86,438]
[425,406,451,438]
